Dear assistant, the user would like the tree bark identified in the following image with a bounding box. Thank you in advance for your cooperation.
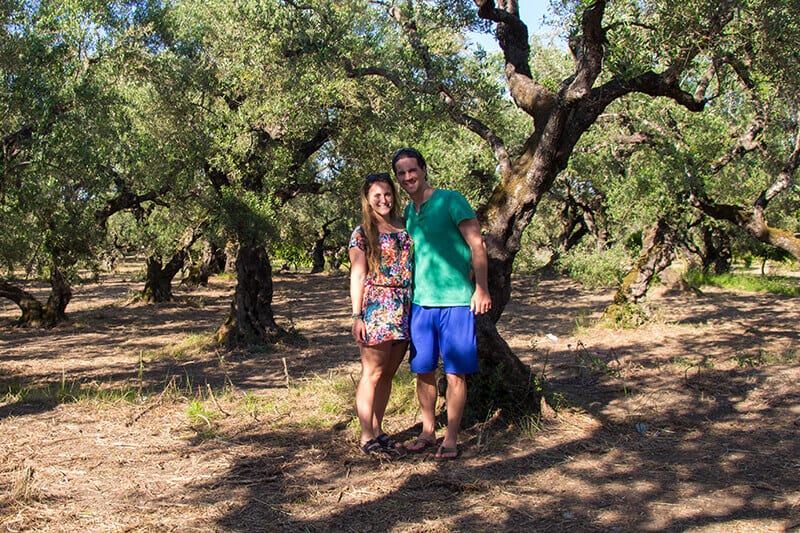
[224,241,238,273]
[45,264,72,323]
[1,262,73,327]
[141,225,202,302]
[183,239,225,288]
[354,1,731,413]
[467,313,535,412]
[310,236,327,274]
[310,219,338,273]
[216,245,286,347]
[700,225,732,274]
[691,199,800,262]
[610,219,675,307]
[142,254,179,302]
[0,280,45,327]
[470,0,717,403]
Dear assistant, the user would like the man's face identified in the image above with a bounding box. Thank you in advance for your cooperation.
[394,156,426,196]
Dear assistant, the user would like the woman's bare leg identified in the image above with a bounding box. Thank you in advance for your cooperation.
[371,340,408,436]
[356,342,393,445]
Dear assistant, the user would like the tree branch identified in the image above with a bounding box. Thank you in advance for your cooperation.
[710,108,767,174]
[95,169,171,225]
[474,0,555,121]
[563,0,607,104]
[691,113,800,260]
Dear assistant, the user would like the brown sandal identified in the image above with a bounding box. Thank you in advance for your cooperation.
[361,438,391,460]
[375,433,402,452]
[404,435,436,453]
[434,445,459,460]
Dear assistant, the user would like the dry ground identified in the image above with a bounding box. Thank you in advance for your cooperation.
[0,267,798,532]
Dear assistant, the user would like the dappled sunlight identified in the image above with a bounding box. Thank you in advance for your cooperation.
[1,269,798,531]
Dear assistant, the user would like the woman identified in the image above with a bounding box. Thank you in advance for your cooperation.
[348,172,413,459]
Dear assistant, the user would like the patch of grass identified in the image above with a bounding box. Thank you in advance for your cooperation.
[143,333,216,361]
[387,368,418,416]
[732,349,798,368]
[1,379,140,405]
[572,309,595,332]
[671,356,692,368]
[186,399,219,438]
[544,389,568,411]
[573,344,624,378]
[267,371,356,431]
[672,356,714,369]
[238,392,280,419]
[516,413,543,438]
[684,269,800,296]
[256,366,419,433]
[298,415,329,428]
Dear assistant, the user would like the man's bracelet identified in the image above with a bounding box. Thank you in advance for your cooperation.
[352,313,363,320]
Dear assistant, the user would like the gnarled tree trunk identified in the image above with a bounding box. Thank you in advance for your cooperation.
[216,245,286,347]
[142,254,181,302]
[310,237,327,274]
[183,239,225,288]
[0,280,45,327]
[700,225,732,274]
[610,219,675,307]
[1,263,73,327]
[310,219,338,273]
[45,264,72,323]
[141,225,202,302]
[224,240,238,273]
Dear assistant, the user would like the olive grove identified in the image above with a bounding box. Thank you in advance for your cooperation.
[1,0,797,414]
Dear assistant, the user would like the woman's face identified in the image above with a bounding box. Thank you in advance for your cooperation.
[367,181,394,218]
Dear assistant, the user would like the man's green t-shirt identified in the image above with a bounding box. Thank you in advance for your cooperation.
[404,189,476,307]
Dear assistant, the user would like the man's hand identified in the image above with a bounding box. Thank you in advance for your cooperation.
[459,217,492,315]
[470,284,492,315]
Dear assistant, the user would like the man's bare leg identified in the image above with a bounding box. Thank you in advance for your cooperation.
[406,370,437,451]
[437,372,466,459]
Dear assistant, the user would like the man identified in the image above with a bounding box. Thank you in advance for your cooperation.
[392,147,492,460]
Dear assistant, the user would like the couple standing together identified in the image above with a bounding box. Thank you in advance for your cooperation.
[348,148,492,461]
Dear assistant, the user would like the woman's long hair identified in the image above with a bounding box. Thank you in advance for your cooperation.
[361,173,401,274]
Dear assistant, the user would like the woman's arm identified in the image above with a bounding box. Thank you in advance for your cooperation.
[349,245,368,344]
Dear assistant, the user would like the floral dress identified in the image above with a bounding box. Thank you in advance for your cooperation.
[349,225,413,346]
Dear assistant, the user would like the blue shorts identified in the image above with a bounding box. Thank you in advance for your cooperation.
[408,304,478,375]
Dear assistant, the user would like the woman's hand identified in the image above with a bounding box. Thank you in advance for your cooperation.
[351,317,366,344]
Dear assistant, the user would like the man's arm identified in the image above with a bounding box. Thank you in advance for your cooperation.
[458,217,492,315]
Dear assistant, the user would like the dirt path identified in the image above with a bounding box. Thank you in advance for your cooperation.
[1,271,798,532]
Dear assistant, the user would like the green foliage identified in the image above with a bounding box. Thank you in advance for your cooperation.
[218,187,278,247]
[1,0,798,342]
[683,268,800,296]
[736,239,797,270]
[600,302,650,329]
[556,243,633,289]
[238,392,278,419]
